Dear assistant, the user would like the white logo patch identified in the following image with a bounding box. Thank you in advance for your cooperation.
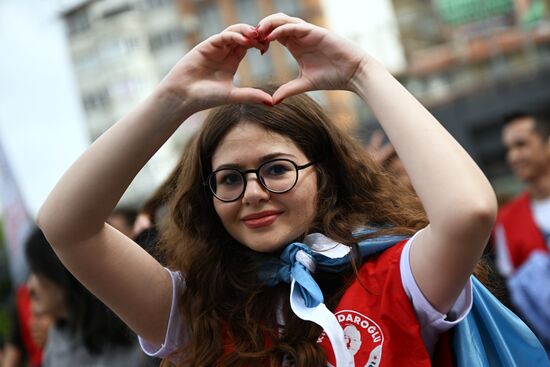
[318,310,384,367]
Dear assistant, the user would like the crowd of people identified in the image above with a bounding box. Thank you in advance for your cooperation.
[1,12,549,367]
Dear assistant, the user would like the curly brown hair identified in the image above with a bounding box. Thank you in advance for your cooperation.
[158,90,427,366]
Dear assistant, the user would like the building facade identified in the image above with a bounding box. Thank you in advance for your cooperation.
[62,0,193,205]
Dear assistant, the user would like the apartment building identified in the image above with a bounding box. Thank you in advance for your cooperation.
[62,0,192,205]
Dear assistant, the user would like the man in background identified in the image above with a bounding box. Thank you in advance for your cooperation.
[494,111,550,352]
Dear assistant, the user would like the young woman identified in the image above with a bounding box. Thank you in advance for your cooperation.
[37,14,498,366]
[24,228,148,367]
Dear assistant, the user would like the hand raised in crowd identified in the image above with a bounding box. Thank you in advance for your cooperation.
[256,13,370,103]
[365,130,396,166]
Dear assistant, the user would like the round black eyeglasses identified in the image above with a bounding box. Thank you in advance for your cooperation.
[206,158,316,202]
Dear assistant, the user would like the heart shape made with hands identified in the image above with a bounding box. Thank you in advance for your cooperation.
[220,18,357,106]
[243,29,287,104]
[238,25,307,106]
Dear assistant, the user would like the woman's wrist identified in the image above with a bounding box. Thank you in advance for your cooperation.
[349,57,389,99]
[147,85,196,128]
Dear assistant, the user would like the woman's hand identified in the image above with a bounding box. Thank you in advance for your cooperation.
[159,23,273,114]
[256,13,371,103]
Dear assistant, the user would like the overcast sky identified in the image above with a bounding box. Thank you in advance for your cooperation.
[0,0,90,217]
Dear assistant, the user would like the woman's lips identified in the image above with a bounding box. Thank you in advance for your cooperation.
[242,212,281,229]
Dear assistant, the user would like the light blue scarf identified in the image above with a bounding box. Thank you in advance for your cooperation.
[259,231,550,367]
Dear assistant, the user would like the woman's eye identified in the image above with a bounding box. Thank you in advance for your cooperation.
[266,163,291,176]
[219,172,241,186]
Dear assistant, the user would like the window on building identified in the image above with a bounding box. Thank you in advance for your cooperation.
[197,3,223,39]
[149,27,185,52]
[99,37,141,61]
[102,4,133,19]
[124,37,140,52]
[100,39,125,61]
[83,89,111,112]
[75,49,100,72]
[66,8,91,35]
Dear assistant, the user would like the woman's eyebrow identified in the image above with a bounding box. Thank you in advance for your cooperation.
[213,163,241,171]
[260,152,297,161]
[213,152,297,171]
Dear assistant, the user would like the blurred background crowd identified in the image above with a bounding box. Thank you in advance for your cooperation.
[1,0,550,365]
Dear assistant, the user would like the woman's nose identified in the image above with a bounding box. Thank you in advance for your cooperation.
[242,174,270,205]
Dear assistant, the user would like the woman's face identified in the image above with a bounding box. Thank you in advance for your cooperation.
[27,273,67,321]
[211,122,318,253]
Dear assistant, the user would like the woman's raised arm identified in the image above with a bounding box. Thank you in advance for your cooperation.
[257,13,497,313]
[37,24,272,344]
[351,60,497,312]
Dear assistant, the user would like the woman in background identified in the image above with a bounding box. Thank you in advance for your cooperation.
[25,228,149,367]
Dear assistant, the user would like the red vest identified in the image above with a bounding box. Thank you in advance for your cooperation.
[318,241,453,367]
[497,192,548,270]
[221,241,453,366]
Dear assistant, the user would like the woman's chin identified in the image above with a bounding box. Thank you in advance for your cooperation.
[240,233,305,254]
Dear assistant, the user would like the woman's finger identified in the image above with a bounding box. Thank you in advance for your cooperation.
[230,87,274,105]
[230,44,248,62]
[222,23,271,52]
[256,13,304,40]
[247,37,270,53]
[272,77,311,104]
[208,31,252,49]
[223,23,256,37]
[224,23,263,46]
[265,23,315,43]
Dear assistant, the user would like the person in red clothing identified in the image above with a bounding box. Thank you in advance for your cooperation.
[36,13,499,366]
[1,285,51,367]
[494,111,550,350]
[495,111,550,274]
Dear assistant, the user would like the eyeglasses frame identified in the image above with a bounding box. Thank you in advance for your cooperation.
[205,158,316,203]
